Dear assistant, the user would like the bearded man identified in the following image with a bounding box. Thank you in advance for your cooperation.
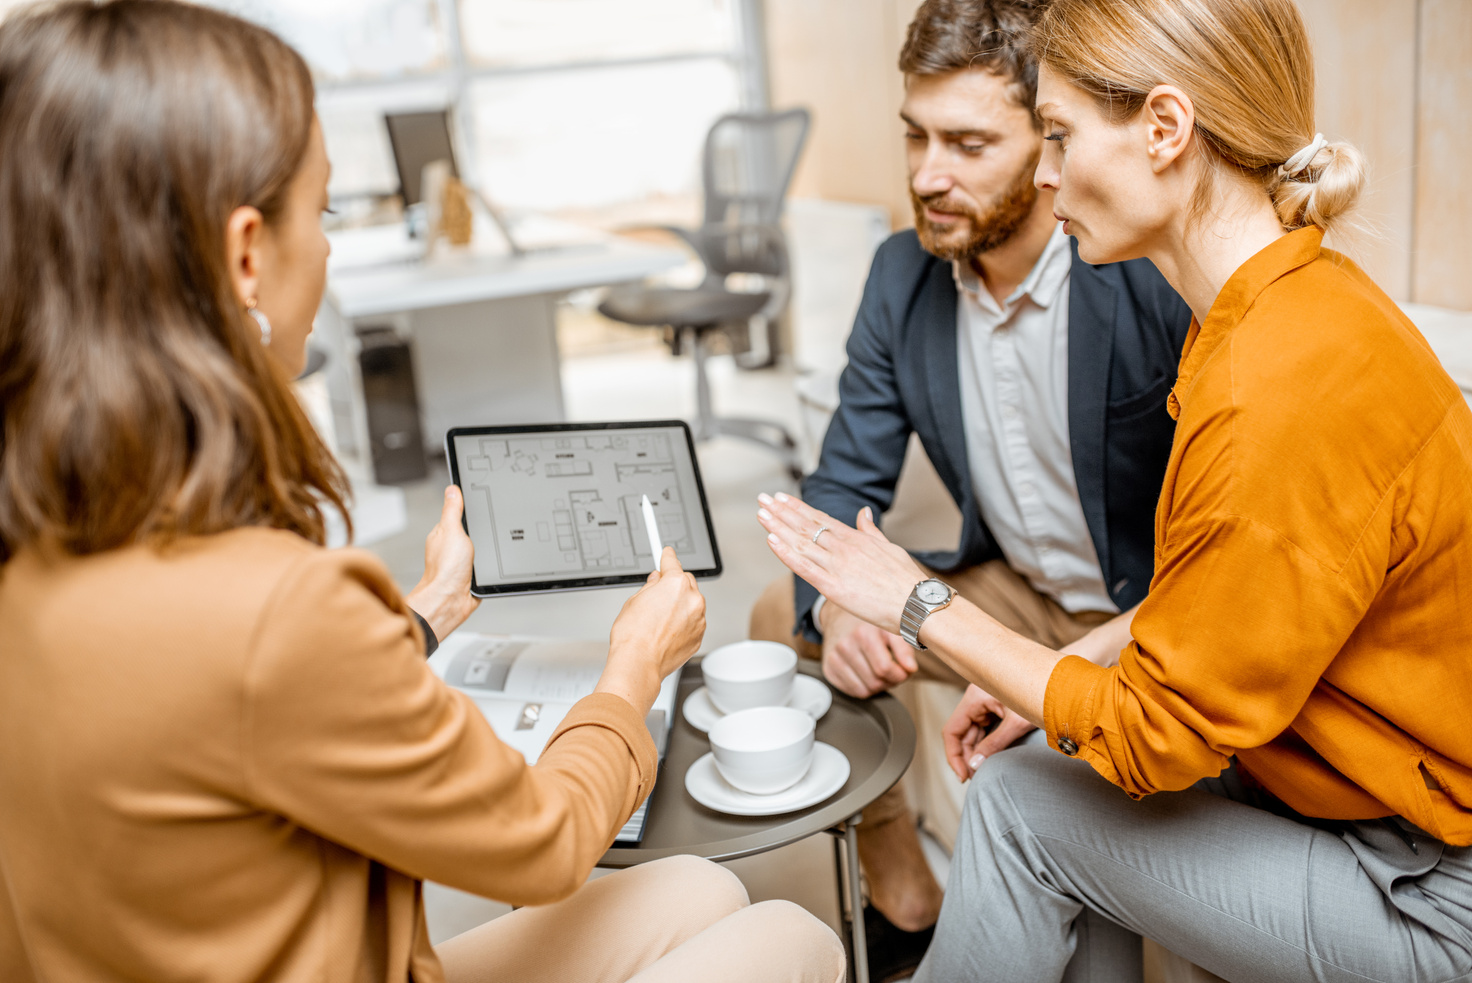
[748,1,1192,978]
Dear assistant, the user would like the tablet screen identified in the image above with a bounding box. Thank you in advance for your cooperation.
[446,421,722,596]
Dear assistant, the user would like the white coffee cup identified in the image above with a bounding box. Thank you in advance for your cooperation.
[708,706,816,795]
[701,640,797,714]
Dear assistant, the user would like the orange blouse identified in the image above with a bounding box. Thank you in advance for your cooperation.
[1043,227,1472,845]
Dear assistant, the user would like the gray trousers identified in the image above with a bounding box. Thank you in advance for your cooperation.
[915,743,1472,983]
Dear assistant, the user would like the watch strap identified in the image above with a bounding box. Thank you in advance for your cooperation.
[810,594,829,636]
[900,592,930,650]
[899,579,953,650]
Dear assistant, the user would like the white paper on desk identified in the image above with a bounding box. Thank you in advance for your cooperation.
[501,643,606,702]
[430,634,606,702]
[469,697,575,764]
[429,632,679,766]
[428,634,603,764]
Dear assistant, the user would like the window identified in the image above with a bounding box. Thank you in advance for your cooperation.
[0,0,761,215]
[458,0,734,67]
[218,0,448,82]
[467,59,740,211]
[212,0,760,215]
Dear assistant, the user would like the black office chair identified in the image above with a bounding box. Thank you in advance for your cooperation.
[599,108,811,481]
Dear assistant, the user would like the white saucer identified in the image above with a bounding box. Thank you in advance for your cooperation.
[682,675,833,733]
[685,743,850,816]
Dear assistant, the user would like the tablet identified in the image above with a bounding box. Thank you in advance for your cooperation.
[446,421,723,596]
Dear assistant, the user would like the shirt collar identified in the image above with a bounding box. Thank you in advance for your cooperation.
[952,222,1073,314]
[1167,225,1325,420]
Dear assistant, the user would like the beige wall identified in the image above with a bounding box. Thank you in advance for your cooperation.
[1297,0,1419,301]
[766,0,923,231]
[766,0,1472,309]
[1413,0,1472,309]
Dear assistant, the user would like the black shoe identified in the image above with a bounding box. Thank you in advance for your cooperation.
[862,903,936,983]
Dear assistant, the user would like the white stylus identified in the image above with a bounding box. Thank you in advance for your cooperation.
[641,494,663,571]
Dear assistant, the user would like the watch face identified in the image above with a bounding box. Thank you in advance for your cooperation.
[917,580,950,604]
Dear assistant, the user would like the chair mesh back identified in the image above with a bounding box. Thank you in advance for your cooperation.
[700,108,810,277]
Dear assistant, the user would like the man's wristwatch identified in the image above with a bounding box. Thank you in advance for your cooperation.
[899,578,956,650]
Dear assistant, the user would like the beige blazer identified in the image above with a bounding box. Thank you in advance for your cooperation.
[0,529,657,982]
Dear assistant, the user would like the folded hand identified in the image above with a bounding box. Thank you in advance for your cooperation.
[943,684,1036,781]
[819,603,918,698]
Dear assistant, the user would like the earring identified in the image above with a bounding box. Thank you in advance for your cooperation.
[245,298,272,347]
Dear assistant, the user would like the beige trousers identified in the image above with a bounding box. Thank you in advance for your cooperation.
[435,855,845,983]
[749,562,1110,849]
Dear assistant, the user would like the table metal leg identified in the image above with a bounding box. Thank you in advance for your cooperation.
[844,816,869,983]
[828,815,870,983]
[831,833,853,982]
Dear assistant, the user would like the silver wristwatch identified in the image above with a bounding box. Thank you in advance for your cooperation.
[899,578,955,650]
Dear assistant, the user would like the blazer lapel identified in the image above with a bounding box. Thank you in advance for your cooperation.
[1066,246,1117,579]
[917,263,970,506]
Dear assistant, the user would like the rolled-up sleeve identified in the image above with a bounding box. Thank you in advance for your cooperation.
[241,548,656,906]
[1044,512,1369,797]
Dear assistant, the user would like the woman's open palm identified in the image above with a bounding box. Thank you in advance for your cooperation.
[756,493,926,636]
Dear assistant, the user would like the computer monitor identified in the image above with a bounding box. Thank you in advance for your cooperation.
[384,109,459,207]
[383,108,525,255]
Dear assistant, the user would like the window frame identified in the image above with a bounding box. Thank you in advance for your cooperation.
[316,0,771,206]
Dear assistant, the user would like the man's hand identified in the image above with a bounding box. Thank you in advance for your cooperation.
[939,609,1141,780]
[819,603,919,698]
[942,684,1034,781]
[406,486,480,643]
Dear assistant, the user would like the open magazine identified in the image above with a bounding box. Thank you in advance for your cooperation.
[427,633,680,845]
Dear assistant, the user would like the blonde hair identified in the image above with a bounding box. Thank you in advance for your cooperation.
[1033,0,1365,234]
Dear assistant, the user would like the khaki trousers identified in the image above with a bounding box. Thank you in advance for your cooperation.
[749,562,1110,850]
[435,855,845,983]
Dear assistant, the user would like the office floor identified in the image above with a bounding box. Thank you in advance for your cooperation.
[362,335,949,973]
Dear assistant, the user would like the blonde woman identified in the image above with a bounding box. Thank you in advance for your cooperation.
[0,3,844,982]
[756,0,1472,980]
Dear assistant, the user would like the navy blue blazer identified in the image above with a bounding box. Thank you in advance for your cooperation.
[796,230,1192,641]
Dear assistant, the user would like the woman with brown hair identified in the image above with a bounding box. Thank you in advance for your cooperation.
[0,3,843,982]
[756,0,1472,980]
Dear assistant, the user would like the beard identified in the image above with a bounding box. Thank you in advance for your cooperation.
[911,147,1042,263]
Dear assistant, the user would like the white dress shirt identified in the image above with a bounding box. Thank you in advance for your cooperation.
[952,225,1117,614]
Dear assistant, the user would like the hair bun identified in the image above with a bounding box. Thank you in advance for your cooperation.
[1271,139,1366,234]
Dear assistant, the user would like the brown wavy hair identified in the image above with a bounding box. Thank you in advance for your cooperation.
[899,0,1044,125]
[0,0,350,564]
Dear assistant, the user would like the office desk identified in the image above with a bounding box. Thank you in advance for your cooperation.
[315,221,686,476]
